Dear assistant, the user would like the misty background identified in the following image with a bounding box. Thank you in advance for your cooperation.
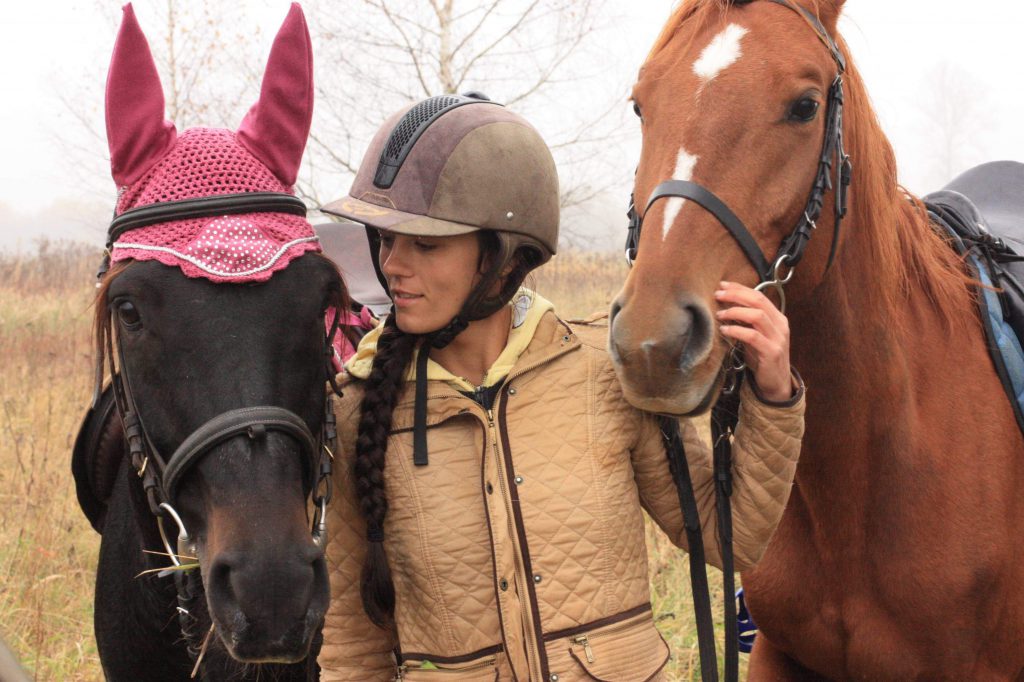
[1,0,1022,254]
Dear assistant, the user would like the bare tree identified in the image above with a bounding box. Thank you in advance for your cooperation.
[53,0,631,249]
[304,0,630,245]
[52,2,264,202]
[913,60,995,190]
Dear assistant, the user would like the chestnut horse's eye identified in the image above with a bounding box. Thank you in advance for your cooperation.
[116,300,142,330]
[789,98,820,122]
[632,102,642,120]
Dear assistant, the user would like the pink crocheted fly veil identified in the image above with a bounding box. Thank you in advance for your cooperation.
[102,3,320,284]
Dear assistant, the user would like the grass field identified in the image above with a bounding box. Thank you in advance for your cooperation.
[0,243,741,680]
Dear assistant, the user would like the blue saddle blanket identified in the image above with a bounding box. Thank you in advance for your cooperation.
[925,161,1024,434]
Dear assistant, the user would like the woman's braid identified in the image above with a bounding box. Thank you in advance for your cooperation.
[353,314,417,627]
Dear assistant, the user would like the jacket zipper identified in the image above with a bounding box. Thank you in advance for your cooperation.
[397,654,498,675]
[488,406,541,679]
[399,325,579,680]
[570,613,650,665]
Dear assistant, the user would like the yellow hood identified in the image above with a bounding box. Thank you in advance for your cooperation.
[345,289,555,392]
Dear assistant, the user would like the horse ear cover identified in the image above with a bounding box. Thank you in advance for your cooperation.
[105,4,178,187]
[236,3,314,187]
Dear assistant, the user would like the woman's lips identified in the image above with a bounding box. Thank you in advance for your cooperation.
[392,290,423,308]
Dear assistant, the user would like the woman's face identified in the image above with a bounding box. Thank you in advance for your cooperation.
[378,230,482,334]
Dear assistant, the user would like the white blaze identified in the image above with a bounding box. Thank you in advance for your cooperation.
[693,23,748,82]
[662,148,699,240]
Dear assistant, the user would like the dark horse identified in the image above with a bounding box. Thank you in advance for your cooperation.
[611,0,1024,679]
[72,5,346,680]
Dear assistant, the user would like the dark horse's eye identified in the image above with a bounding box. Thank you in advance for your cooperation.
[116,300,142,330]
[789,98,820,122]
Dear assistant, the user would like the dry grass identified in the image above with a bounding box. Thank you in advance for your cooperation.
[0,245,742,680]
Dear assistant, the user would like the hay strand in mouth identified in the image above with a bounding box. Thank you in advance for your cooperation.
[134,562,200,579]
[190,623,216,679]
[142,548,198,561]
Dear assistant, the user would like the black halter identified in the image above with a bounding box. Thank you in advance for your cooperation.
[626,0,851,292]
[96,191,339,666]
[625,3,850,681]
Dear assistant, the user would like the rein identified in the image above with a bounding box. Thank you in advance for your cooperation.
[96,191,339,670]
[626,2,851,679]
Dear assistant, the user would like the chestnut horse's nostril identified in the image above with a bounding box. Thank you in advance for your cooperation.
[680,303,711,369]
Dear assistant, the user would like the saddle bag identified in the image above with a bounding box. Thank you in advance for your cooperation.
[924,161,1024,433]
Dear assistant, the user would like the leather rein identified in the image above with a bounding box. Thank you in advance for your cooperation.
[626,2,851,680]
[95,192,339,665]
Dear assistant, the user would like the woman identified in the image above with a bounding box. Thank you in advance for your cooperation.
[319,95,804,681]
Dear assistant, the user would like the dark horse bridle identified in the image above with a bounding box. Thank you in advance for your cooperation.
[624,2,851,680]
[96,192,339,665]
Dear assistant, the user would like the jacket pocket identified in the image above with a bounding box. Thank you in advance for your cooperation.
[398,655,499,681]
[551,612,670,682]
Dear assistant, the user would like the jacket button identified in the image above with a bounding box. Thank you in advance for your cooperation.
[499,578,509,591]
[533,574,542,584]
[550,675,559,682]
[486,482,494,494]
[508,387,517,395]
[514,475,524,485]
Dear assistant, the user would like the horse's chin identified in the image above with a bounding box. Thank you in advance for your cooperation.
[618,364,724,417]
[214,612,321,664]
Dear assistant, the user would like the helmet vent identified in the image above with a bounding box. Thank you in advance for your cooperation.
[373,94,496,189]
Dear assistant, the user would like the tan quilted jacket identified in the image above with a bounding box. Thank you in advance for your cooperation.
[319,311,804,681]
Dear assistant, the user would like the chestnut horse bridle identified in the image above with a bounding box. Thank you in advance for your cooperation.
[625,2,851,680]
[626,0,851,312]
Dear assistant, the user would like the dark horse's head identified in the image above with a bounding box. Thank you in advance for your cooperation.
[93,4,341,664]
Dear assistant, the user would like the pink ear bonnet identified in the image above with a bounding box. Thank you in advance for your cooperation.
[103,3,319,282]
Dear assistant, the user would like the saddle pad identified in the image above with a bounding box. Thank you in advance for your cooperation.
[925,161,1024,433]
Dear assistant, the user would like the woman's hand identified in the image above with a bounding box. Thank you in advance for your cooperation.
[714,281,792,402]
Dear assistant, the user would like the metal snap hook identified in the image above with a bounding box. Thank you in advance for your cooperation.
[311,497,328,547]
[157,502,191,567]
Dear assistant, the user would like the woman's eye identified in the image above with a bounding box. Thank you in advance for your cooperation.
[414,240,438,252]
[116,300,142,330]
[789,98,820,122]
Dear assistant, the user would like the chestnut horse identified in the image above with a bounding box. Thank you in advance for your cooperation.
[610,0,1024,679]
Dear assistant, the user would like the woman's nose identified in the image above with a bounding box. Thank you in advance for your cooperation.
[380,240,410,278]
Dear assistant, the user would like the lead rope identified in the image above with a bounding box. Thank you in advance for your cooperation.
[713,368,743,682]
[659,416,720,681]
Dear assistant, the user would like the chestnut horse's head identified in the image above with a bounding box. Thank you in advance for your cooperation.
[96,3,340,664]
[610,0,849,414]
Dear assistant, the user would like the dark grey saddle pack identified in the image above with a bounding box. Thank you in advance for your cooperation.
[925,160,1024,432]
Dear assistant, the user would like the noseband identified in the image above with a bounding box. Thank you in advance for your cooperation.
[96,192,338,567]
[625,0,852,312]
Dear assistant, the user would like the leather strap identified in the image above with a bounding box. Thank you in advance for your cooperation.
[413,344,430,466]
[162,406,319,503]
[660,416,719,682]
[712,383,742,682]
[107,192,307,246]
[644,181,772,279]
[766,0,846,73]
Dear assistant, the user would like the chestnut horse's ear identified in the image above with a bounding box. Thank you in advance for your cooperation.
[236,3,314,188]
[105,4,178,187]
[817,0,846,28]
